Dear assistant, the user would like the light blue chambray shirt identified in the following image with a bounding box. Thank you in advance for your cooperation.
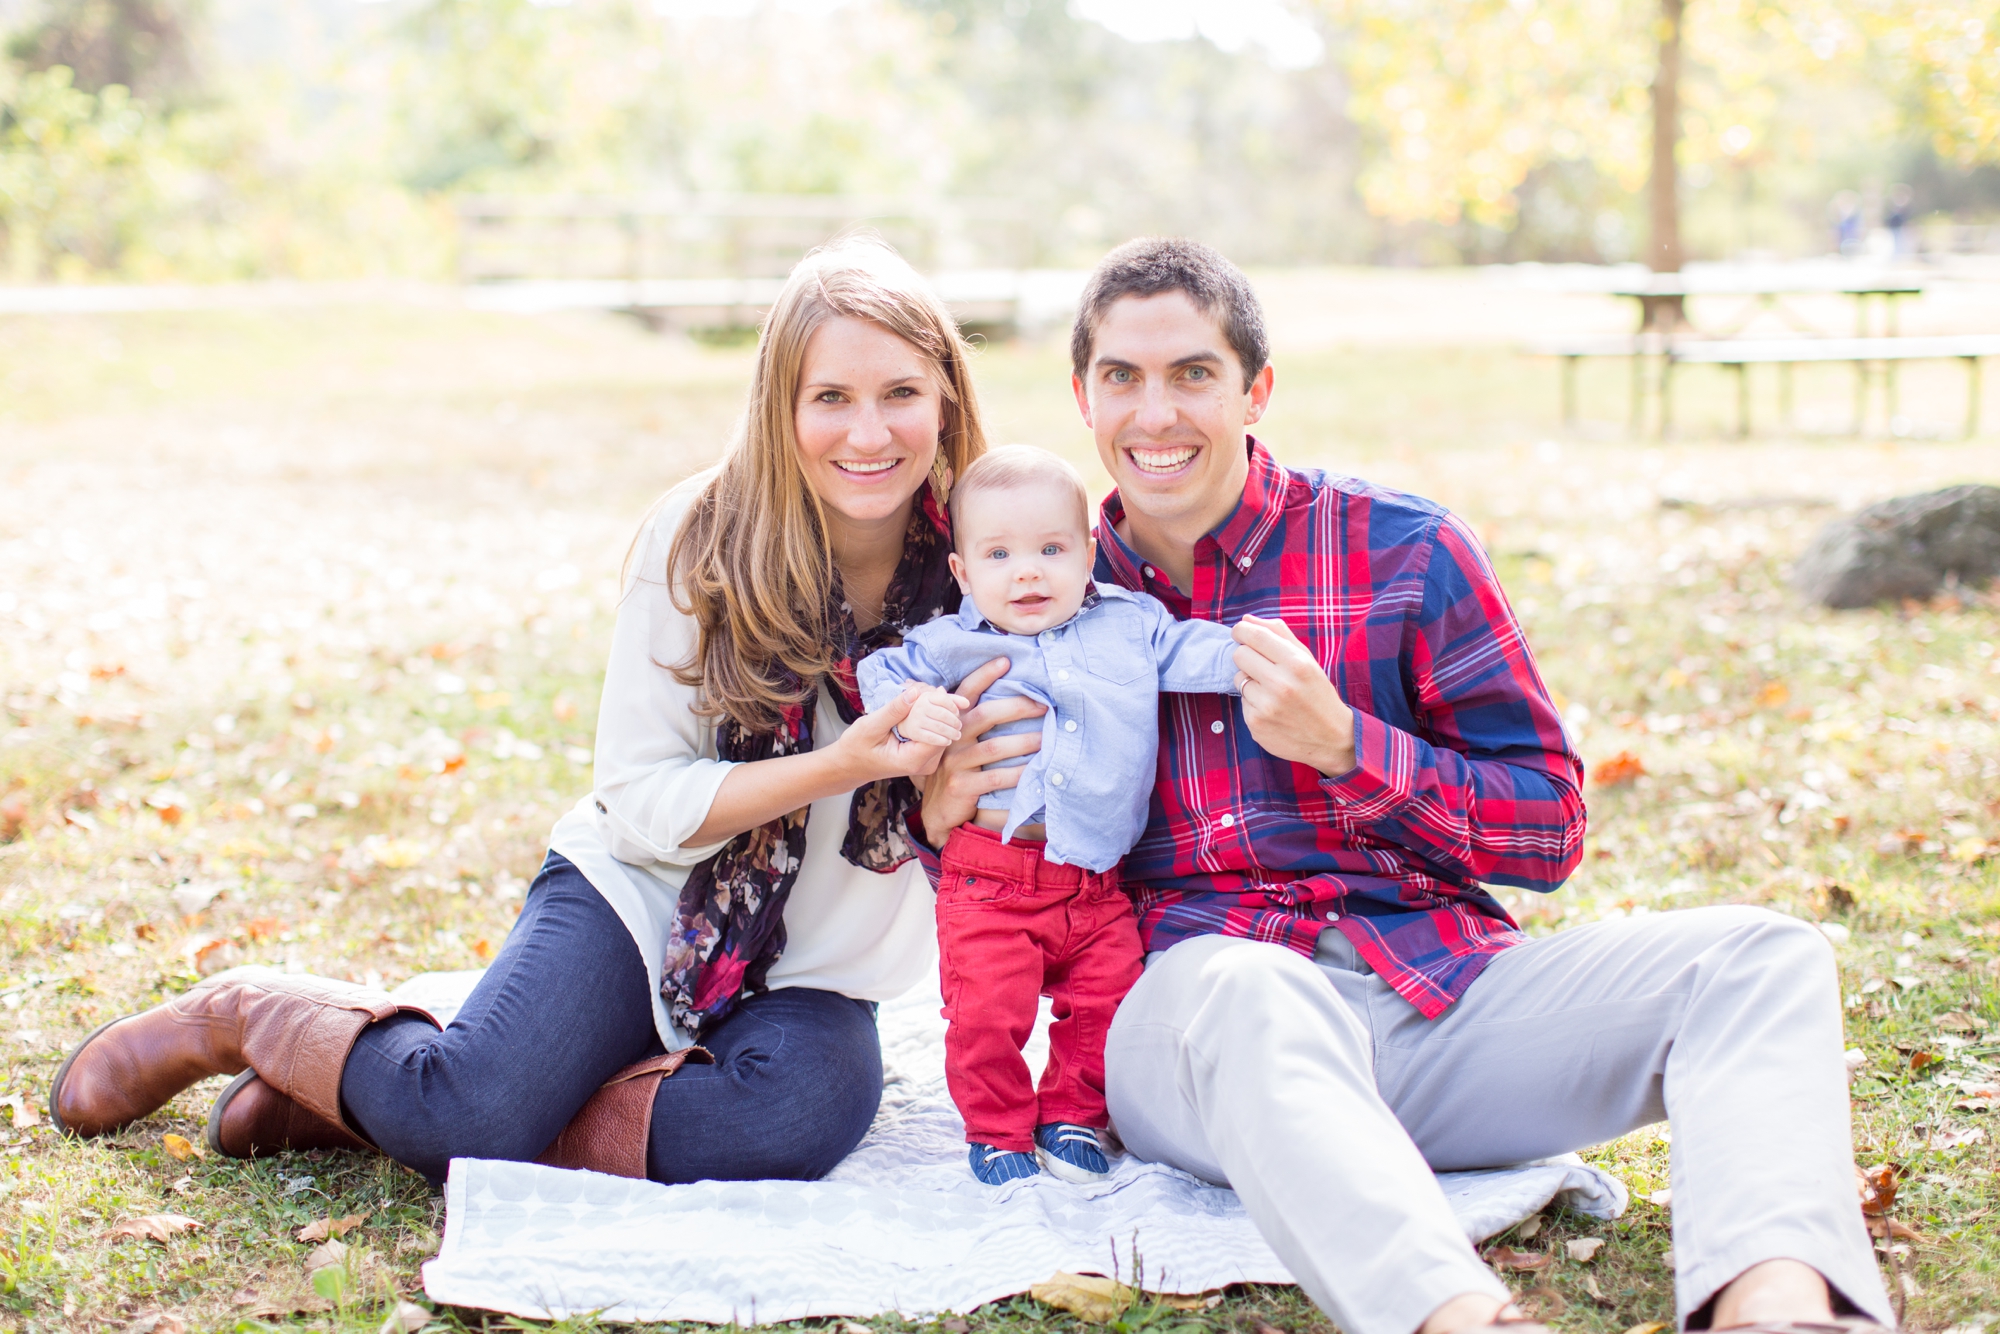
[856,582,1240,873]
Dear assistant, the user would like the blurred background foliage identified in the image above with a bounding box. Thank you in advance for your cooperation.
[0,0,1995,283]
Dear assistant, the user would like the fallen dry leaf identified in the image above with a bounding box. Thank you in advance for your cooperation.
[1583,1274,1609,1304]
[1515,1214,1542,1240]
[296,1212,370,1243]
[1910,1050,1942,1073]
[161,1133,201,1161]
[0,791,26,842]
[1591,751,1646,787]
[167,1174,194,1195]
[122,1314,188,1334]
[1645,1187,1673,1207]
[1482,1244,1552,1272]
[1937,1011,1990,1033]
[1519,1284,1566,1317]
[379,1300,432,1334]
[303,1237,348,1273]
[1567,1237,1607,1262]
[1031,1272,1136,1321]
[1866,1217,1935,1244]
[106,1214,203,1244]
[1026,1272,1205,1323]
[1937,1125,1986,1150]
[2,1093,41,1128]
[1623,1324,1672,1334]
[1859,1162,1901,1216]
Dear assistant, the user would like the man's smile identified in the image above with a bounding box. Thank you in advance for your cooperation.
[1125,444,1200,476]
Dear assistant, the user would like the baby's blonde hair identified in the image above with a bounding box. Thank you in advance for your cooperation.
[948,445,1091,548]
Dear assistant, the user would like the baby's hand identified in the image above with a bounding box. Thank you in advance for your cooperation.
[892,684,968,749]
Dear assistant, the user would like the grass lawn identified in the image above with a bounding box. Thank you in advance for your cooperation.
[0,281,1996,1334]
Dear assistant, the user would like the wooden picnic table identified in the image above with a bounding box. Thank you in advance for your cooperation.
[1531,270,1944,435]
[1608,271,1926,338]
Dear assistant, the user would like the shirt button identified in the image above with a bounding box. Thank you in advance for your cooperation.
[1051,773,1065,786]
[1210,720,1224,734]
[1057,669,1070,681]
[1219,813,1236,828]
[1064,720,1078,732]
[1238,556,1253,570]
[1143,565,1155,579]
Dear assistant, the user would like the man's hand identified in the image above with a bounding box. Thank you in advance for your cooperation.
[1231,614,1356,776]
[918,656,1045,837]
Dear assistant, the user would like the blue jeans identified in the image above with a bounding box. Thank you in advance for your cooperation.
[339,852,884,1185]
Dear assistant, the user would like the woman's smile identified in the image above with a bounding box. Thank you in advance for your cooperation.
[832,457,905,479]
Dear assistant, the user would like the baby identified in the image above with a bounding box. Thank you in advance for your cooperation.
[858,445,1240,1186]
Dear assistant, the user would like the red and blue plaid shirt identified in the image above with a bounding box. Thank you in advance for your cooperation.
[1089,438,1585,1017]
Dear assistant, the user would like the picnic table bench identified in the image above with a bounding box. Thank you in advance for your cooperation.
[1663,335,2000,439]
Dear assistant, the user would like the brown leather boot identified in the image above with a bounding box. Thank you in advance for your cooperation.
[49,967,435,1139]
[536,1047,713,1178]
[205,1069,371,1157]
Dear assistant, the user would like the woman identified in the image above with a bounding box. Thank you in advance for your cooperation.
[48,238,1035,1185]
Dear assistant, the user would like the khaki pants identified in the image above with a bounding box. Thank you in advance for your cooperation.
[1104,906,1890,1334]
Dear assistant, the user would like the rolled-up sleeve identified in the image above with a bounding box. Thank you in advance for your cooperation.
[589,491,738,869]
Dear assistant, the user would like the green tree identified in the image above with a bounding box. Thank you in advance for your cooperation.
[6,0,204,104]
[1316,0,2000,269]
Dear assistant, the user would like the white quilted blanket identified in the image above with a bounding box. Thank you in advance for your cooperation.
[408,971,1627,1323]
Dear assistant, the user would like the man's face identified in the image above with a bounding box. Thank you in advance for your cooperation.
[1072,290,1273,533]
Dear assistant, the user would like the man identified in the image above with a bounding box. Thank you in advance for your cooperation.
[920,239,1889,1334]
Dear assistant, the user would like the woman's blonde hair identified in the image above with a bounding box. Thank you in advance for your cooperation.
[665,235,988,733]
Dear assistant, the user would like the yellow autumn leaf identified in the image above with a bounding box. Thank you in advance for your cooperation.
[1028,1272,1206,1323]
[161,1132,202,1161]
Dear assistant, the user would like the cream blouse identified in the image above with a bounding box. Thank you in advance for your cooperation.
[547,476,938,1050]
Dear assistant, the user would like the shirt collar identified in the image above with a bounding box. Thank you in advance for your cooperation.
[1095,436,1290,588]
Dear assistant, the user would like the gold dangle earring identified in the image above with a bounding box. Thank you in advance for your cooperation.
[929,453,954,511]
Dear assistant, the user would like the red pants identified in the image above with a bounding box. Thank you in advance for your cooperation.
[936,823,1146,1152]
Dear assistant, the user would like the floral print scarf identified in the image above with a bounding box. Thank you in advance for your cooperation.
[661,491,957,1038]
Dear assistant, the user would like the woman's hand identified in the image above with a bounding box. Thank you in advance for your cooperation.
[825,683,966,785]
[918,657,1046,838]
[1231,614,1356,776]
[686,683,969,847]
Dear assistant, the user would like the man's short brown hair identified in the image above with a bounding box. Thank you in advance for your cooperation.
[1069,238,1270,391]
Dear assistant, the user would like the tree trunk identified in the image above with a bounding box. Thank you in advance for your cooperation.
[1648,0,1685,274]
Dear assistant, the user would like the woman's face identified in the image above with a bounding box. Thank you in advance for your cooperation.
[794,316,943,534]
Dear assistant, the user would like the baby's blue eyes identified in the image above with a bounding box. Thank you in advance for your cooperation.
[988,548,1008,560]
[1042,544,1062,556]
[985,545,1065,560]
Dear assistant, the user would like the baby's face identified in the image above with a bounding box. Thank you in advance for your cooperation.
[948,480,1096,635]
